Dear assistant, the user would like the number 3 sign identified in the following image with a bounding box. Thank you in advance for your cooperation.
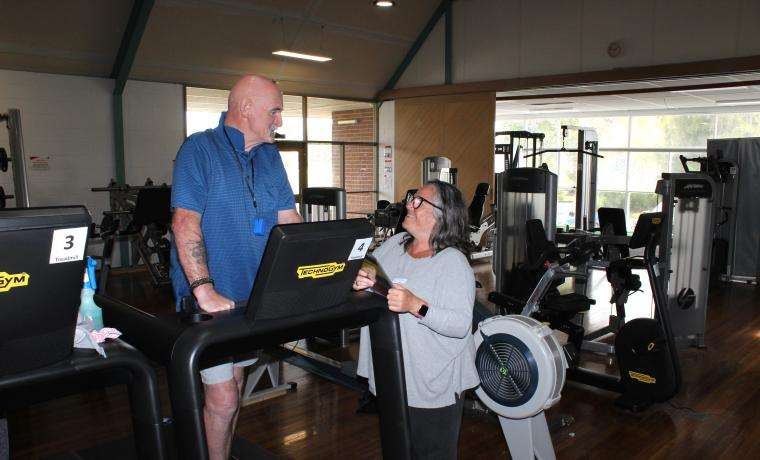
[49,227,88,264]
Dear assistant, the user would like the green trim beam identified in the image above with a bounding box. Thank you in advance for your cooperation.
[112,0,155,185]
[383,1,447,92]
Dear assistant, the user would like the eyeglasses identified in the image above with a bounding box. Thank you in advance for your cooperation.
[410,195,442,211]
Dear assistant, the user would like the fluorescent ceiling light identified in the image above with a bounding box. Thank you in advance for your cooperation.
[374,1,396,7]
[529,101,573,106]
[715,98,760,106]
[272,50,332,62]
[673,85,749,93]
[336,119,358,125]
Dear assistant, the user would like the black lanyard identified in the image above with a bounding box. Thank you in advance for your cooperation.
[223,127,257,208]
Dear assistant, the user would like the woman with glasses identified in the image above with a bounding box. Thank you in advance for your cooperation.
[355,180,478,460]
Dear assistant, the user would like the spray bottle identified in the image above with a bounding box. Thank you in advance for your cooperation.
[79,257,103,330]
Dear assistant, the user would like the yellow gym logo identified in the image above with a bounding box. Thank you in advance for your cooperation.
[0,271,30,293]
[628,371,656,384]
[296,262,346,279]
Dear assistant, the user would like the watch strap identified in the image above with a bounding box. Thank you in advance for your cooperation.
[414,304,429,318]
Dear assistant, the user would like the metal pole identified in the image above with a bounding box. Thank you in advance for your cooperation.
[586,141,598,230]
[4,109,31,207]
[574,129,584,230]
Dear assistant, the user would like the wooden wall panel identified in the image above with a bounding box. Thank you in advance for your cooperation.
[394,92,495,210]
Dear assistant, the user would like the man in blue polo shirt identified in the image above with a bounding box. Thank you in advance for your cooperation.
[170,75,301,460]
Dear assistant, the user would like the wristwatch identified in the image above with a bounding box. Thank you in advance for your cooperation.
[416,304,429,318]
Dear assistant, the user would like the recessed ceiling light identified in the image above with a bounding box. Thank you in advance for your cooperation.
[272,50,332,62]
[374,1,396,7]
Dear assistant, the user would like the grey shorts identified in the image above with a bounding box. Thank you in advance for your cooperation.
[200,357,258,385]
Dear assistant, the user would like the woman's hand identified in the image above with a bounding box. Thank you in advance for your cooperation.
[387,283,425,315]
[353,268,376,291]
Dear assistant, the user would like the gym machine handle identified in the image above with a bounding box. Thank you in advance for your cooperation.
[0,147,9,172]
[0,186,15,209]
[556,240,601,267]
[486,291,525,314]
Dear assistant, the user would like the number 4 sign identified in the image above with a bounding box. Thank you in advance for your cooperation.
[49,227,88,264]
[348,237,373,261]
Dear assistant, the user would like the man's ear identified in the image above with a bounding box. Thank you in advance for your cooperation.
[241,98,253,118]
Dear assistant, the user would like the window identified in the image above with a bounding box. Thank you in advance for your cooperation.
[715,112,760,138]
[581,117,629,148]
[186,87,228,136]
[307,144,340,188]
[307,97,375,142]
[497,110,760,231]
[596,151,626,191]
[630,114,714,148]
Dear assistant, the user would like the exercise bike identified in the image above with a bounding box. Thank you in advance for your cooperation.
[490,212,681,411]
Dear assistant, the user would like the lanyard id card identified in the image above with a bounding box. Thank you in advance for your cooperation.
[253,217,266,236]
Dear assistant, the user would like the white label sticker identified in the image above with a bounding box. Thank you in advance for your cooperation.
[348,237,373,261]
[49,227,88,264]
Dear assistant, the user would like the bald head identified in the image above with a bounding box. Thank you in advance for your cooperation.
[228,75,279,112]
[225,75,283,149]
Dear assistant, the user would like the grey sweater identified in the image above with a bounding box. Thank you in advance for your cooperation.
[357,233,480,408]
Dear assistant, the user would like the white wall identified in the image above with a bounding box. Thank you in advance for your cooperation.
[398,0,760,88]
[378,100,395,202]
[0,69,114,219]
[396,19,445,89]
[0,70,184,219]
[124,80,184,185]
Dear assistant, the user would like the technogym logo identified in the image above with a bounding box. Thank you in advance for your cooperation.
[628,370,656,384]
[0,271,30,293]
[296,262,346,279]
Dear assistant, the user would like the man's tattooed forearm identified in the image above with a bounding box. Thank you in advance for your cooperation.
[190,240,207,264]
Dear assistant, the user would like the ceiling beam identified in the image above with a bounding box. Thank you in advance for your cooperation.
[112,0,155,186]
[383,1,447,91]
[111,0,155,93]
[377,54,760,101]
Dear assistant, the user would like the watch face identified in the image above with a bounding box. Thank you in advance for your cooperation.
[419,304,429,317]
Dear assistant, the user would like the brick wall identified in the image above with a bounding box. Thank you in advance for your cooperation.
[331,108,377,216]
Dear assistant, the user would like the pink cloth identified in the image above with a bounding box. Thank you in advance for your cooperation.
[89,327,121,343]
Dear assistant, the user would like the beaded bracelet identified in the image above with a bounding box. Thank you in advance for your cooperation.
[189,277,214,291]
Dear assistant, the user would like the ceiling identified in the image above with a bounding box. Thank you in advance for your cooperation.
[496,73,760,118]
[0,0,440,99]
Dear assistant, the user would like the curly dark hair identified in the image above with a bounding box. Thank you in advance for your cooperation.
[402,180,471,256]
